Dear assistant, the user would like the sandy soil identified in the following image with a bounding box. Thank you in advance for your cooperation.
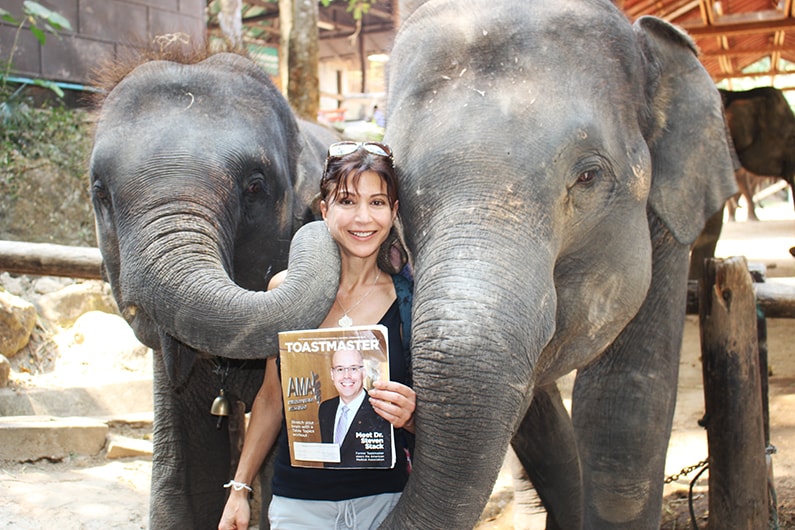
[1,197,793,529]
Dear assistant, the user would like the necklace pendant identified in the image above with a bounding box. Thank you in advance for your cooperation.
[338,314,353,328]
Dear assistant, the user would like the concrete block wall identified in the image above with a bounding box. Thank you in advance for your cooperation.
[0,0,206,87]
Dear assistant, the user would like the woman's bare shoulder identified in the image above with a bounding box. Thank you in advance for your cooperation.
[268,270,288,290]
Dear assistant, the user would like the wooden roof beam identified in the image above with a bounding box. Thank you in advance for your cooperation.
[697,0,712,24]
[682,17,795,37]
[623,0,678,18]
[700,43,795,58]
[665,0,700,21]
[712,68,795,81]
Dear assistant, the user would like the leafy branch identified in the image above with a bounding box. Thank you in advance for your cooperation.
[0,1,72,96]
[319,0,376,21]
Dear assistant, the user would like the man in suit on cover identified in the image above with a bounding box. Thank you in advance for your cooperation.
[319,348,392,467]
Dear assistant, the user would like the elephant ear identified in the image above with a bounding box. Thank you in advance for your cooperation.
[635,16,737,245]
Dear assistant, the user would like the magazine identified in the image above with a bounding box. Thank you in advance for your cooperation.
[278,324,395,469]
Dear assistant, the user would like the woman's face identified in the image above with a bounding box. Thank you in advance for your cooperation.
[321,170,397,261]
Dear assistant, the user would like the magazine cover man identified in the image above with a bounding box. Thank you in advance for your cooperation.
[278,325,396,469]
[318,348,393,467]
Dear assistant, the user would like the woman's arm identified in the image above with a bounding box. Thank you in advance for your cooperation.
[218,356,283,530]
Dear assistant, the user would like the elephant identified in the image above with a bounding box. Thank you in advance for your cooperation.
[726,166,779,222]
[88,52,343,529]
[89,5,738,529]
[375,0,736,527]
[720,86,795,221]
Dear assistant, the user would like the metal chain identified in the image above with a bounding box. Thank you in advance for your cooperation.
[664,458,709,484]
[664,446,779,530]
[665,444,776,484]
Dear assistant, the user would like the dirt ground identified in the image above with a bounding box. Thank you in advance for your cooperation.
[1,199,793,529]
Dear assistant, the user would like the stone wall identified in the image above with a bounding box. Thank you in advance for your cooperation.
[0,0,206,88]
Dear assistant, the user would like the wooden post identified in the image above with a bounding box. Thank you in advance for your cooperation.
[748,265,777,525]
[700,256,768,529]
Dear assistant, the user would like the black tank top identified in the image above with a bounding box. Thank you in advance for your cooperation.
[271,299,412,500]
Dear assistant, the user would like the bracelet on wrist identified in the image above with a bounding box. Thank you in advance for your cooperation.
[224,480,252,493]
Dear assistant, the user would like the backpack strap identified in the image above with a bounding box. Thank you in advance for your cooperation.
[391,273,413,353]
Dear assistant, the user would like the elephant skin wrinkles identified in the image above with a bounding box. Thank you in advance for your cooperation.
[89,52,340,529]
[378,0,737,528]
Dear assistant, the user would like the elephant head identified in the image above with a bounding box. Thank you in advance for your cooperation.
[382,0,736,527]
[720,86,795,205]
[89,52,340,385]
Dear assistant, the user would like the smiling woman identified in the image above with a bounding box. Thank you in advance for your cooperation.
[219,141,416,530]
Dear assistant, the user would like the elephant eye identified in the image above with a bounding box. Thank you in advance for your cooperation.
[576,169,600,185]
[244,174,270,197]
[92,178,110,204]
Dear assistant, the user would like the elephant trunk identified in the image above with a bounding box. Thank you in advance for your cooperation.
[386,229,557,528]
[121,220,339,360]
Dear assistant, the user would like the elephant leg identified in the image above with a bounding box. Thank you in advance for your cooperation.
[572,216,688,529]
[736,167,760,221]
[688,206,724,280]
[726,194,739,222]
[512,383,582,530]
[150,354,262,530]
[505,449,547,530]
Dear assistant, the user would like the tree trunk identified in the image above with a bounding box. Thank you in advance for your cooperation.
[279,0,319,121]
[219,0,243,49]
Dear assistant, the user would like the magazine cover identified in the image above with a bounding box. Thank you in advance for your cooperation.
[278,324,395,469]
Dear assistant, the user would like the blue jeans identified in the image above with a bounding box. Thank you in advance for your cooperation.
[268,493,402,530]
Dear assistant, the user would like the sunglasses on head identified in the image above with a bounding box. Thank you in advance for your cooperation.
[323,141,394,176]
[326,141,393,159]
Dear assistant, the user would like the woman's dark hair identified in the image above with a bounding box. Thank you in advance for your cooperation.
[320,147,399,208]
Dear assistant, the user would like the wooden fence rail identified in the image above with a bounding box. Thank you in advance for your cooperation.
[0,240,102,280]
[688,278,795,318]
[2,240,794,315]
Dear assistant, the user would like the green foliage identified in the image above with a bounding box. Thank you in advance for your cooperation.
[319,0,375,20]
[1,105,90,183]
[0,1,71,47]
[0,104,95,245]
[1,2,73,130]
[0,4,92,246]
[0,0,72,152]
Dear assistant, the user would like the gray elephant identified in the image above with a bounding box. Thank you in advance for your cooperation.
[721,87,795,220]
[90,6,737,529]
[376,0,736,528]
[89,52,341,528]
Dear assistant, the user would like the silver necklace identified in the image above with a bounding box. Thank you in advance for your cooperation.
[336,269,381,327]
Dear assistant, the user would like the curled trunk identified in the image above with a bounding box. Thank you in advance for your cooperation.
[125,221,339,360]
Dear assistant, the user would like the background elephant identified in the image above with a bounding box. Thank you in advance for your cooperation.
[378,0,736,528]
[89,52,342,529]
[721,86,795,220]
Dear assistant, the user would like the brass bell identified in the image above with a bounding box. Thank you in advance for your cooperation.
[211,389,230,417]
